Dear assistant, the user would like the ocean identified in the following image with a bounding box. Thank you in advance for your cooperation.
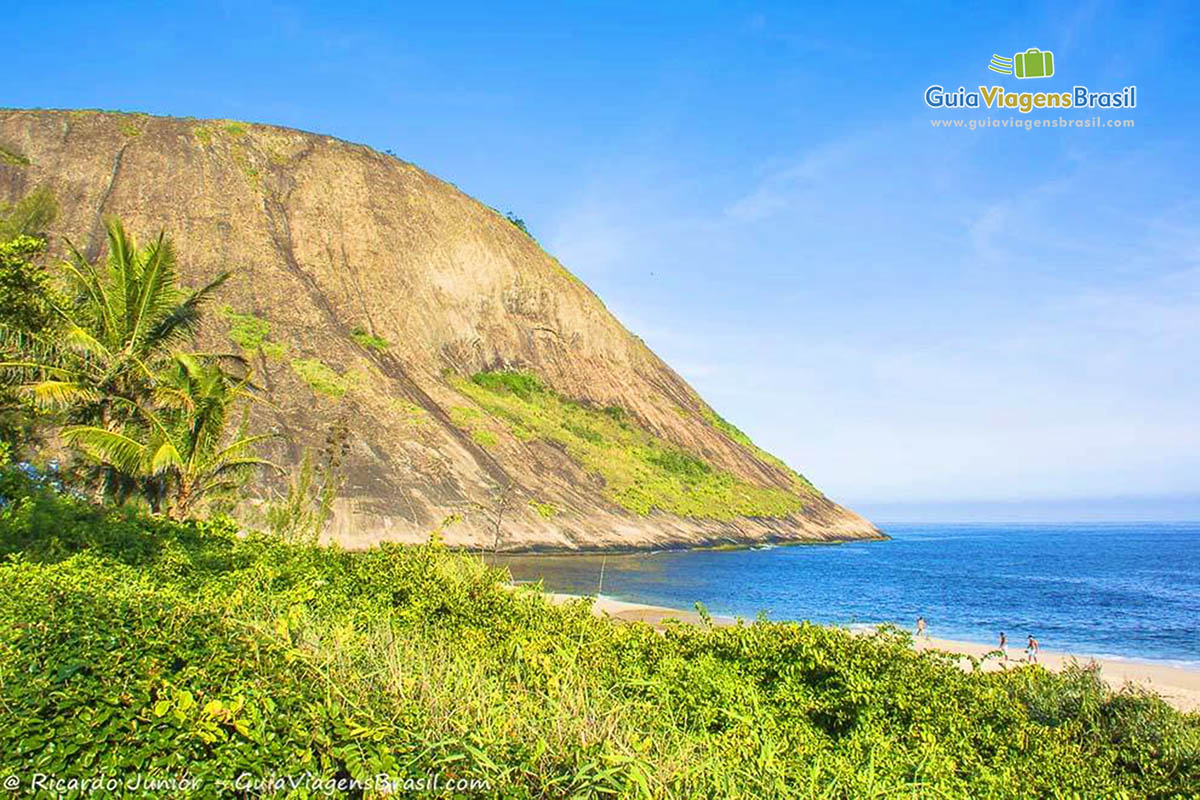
[493,522,1200,667]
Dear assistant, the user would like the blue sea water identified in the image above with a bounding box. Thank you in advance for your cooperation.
[495,523,1200,666]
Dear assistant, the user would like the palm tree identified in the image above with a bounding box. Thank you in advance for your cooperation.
[1,217,231,428]
[62,353,279,518]
[0,217,237,501]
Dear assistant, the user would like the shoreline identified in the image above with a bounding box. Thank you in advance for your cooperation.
[544,591,1200,712]
[476,531,888,557]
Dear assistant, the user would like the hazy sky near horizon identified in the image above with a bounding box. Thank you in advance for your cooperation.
[7,1,1199,516]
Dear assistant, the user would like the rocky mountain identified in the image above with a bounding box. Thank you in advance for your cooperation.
[0,109,881,550]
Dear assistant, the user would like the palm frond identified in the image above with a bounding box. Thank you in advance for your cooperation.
[62,425,147,475]
[152,382,196,412]
[208,455,282,479]
[150,439,184,475]
[213,432,280,463]
[25,380,100,410]
[0,324,81,377]
[130,232,184,350]
[105,218,138,335]
[59,238,115,345]
[0,358,74,382]
[146,271,230,348]
[60,323,114,363]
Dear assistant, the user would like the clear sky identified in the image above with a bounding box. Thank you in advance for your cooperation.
[6,1,1198,520]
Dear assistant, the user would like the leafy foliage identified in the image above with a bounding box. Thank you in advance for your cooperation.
[471,428,499,448]
[471,369,545,400]
[0,474,1196,798]
[1,218,230,429]
[0,191,60,460]
[505,211,532,237]
[0,236,55,335]
[0,216,275,517]
[62,354,278,517]
[0,186,57,240]
[455,371,808,520]
[0,236,56,458]
[258,420,350,544]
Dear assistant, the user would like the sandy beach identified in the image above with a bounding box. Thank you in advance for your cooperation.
[545,591,1200,712]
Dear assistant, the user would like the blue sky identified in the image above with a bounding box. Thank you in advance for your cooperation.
[6,1,1199,520]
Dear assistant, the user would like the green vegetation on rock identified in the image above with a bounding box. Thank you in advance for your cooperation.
[350,325,390,351]
[455,371,807,520]
[0,187,57,241]
[0,143,30,166]
[291,358,351,398]
[260,339,287,360]
[450,404,500,448]
[471,428,499,448]
[220,305,269,349]
[391,398,428,427]
[702,406,817,493]
[529,498,559,518]
[701,407,754,448]
[0,473,1195,798]
[449,404,483,427]
[220,306,286,359]
[505,211,532,237]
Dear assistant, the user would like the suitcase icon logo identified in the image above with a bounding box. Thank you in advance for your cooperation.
[988,48,1055,79]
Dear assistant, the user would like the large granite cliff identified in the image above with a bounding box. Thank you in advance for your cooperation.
[0,109,881,550]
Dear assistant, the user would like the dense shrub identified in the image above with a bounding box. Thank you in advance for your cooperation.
[470,370,545,400]
[0,473,1197,797]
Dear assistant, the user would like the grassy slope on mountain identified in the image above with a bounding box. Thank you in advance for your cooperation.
[453,371,809,520]
[1,473,1196,798]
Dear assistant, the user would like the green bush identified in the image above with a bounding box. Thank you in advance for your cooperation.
[647,448,711,480]
[0,474,1196,797]
[470,370,545,400]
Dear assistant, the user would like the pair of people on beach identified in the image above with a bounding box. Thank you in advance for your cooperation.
[998,631,1039,663]
[917,619,1041,663]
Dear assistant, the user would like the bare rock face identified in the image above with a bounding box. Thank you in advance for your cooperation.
[0,109,882,550]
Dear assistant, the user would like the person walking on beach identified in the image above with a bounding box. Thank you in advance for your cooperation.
[916,616,927,640]
[1026,634,1040,664]
[999,632,1008,661]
